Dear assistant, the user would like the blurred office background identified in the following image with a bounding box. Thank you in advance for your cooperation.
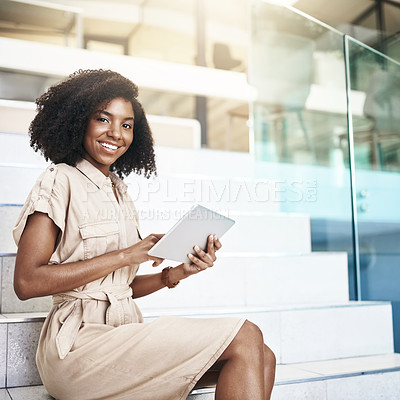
[0,1,400,397]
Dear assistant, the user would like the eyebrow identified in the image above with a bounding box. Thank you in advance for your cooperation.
[96,110,134,121]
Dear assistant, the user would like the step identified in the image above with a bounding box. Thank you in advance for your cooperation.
[135,252,349,309]
[0,206,21,254]
[0,132,47,169]
[274,353,400,400]
[140,302,394,364]
[187,354,400,400]
[0,302,394,388]
[125,172,280,214]
[0,165,45,205]
[139,211,311,254]
[0,386,52,400]
[0,256,52,314]
[1,251,348,313]
[0,100,201,150]
[0,313,44,388]
[0,163,280,214]
[2,354,400,399]
[0,129,257,178]
[0,205,310,254]
[0,164,280,216]
[1,128,280,215]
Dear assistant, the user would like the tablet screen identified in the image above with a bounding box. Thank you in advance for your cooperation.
[148,204,235,263]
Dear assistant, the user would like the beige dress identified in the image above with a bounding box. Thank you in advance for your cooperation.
[13,159,245,400]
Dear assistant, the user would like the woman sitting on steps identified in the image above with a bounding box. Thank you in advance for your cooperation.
[13,69,276,400]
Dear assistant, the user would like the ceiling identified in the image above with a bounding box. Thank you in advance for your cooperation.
[0,0,398,60]
[296,0,400,25]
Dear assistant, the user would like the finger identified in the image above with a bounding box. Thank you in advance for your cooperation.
[214,235,222,251]
[147,234,165,251]
[182,260,201,273]
[150,256,164,267]
[207,235,216,260]
[193,245,213,265]
[149,233,165,241]
[188,253,209,270]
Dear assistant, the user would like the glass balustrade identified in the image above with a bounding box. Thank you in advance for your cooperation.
[249,0,356,296]
[250,0,400,351]
[345,36,400,351]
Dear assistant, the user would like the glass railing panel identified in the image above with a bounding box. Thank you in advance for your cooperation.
[387,34,400,61]
[346,36,400,351]
[249,1,357,297]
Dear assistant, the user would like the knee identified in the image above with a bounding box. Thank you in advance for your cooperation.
[264,344,276,370]
[231,320,264,356]
[245,320,263,336]
[240,320,264,346]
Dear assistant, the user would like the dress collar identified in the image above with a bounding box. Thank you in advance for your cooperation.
[109,171,128,194]
[75,159,128,194]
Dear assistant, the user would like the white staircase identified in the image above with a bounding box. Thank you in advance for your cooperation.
[1,127,400,400]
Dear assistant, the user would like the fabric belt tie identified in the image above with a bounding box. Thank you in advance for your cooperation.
[52,285,133,360]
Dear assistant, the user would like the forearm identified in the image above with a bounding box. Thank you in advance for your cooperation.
[15,212,164,300]
[15,248,129,300]
[131,264,191,298]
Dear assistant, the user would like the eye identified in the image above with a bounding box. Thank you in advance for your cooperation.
[97,117,109,123]
[123,123,133,129]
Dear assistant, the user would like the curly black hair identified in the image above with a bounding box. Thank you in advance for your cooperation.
[29,69,156,178]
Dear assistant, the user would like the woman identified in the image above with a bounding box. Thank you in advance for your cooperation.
[13,69,275,400]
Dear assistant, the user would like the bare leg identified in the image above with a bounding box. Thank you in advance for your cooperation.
[214,320,276,400]
[263,344,276,399]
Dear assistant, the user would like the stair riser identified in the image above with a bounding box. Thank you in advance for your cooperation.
[0,206,310,254]
[0,324,6,388]
[136,252,349,310]
[0,303,393,388]
[1,129,280,214]
[0,389,11,399]
[0,132,256,178]
[2,386,52,400]
[0,165,280,214]
[162,304,394,364]
[1,252,348,313]
[0,133,46,168]
[0,321,42,388]
[139,212,311,254]
[278,304,394,363]
[187,394,213,400]
[0,207,20,254]
[3,371,400,400]
[0,257,51,314]
[127,174,280,214]
[0,166,43,205]
[1,130,279,216]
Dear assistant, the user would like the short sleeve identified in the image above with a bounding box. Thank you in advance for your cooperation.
[13,164,69,246]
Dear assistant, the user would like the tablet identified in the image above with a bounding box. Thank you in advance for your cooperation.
[148,204,235,263]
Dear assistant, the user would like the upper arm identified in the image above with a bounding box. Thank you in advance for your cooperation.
[14,211,60,299]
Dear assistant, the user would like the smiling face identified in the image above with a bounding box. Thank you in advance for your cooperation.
[83,97,134,176]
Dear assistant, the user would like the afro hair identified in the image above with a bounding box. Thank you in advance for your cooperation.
[29,69,156,178]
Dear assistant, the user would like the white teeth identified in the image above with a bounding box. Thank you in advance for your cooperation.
[100,142,118,150]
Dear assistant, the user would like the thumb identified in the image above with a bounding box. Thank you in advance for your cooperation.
[152,257,164,267]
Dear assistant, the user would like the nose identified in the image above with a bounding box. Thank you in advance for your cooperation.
[108,122,122,139]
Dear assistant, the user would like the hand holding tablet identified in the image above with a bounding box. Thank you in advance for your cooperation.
[148,205,235,263]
